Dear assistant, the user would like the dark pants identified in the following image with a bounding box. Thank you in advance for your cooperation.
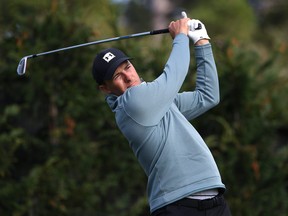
[151,194,231,216]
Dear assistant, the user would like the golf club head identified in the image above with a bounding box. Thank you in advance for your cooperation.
[17,57,27,75]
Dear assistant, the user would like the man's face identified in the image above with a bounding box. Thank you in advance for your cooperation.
[99,60,141,96]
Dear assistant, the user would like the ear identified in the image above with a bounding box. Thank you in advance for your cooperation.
[99,84,112,94]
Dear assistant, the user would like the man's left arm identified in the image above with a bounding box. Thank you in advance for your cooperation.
[173,16,219,120]
[174,41,219,120]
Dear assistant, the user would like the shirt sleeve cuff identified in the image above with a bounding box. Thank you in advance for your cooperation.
[194,43,213,57]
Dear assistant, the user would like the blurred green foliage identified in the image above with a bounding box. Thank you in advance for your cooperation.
[0,0,287,216]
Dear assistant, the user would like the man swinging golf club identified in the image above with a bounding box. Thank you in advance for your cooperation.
[92,12,231,216]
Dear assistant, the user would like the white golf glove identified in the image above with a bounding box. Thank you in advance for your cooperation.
[181,11,210,44]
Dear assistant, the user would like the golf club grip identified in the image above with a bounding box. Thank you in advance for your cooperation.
[150,28,169,35]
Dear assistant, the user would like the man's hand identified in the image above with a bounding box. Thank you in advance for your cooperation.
[182,11,210,45]
[168,17,190,39]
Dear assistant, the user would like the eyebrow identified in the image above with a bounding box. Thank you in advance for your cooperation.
[123,60,131,68]
[125,61,131,68]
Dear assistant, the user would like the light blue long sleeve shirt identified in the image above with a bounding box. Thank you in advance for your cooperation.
[106,34,225,213]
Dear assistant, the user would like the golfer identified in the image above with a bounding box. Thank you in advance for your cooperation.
[92,12,231,216]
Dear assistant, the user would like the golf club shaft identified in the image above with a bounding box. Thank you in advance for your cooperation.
[17,28,169,75]
[32,28,169,58]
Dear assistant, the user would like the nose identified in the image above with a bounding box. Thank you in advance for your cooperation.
[122,70,132,83]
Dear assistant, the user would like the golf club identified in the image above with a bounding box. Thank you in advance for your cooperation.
[17,23,202,76]
[17,28,170,76]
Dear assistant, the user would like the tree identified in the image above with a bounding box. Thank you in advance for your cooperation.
[1,0,287,215]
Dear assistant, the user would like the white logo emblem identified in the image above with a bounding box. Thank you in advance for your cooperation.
[103,52,115,63]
